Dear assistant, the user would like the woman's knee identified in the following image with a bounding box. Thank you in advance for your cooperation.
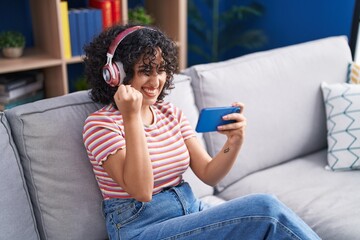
[235,193,290,217]
[247,193,280,206]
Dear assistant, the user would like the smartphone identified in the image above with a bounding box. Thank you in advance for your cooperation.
[195,106,241,132]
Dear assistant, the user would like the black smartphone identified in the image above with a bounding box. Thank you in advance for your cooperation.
[195,106,241,132]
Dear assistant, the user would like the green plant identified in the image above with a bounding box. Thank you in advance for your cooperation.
[74,75,89,91]
[128,7,154,25]
[188,0,267,64]
[0,31,26,49]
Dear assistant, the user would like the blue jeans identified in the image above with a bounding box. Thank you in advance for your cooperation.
[102,182,320,240]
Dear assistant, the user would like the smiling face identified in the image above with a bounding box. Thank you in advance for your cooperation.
[130,48,167,107]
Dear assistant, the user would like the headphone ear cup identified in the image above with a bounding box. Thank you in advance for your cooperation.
[114,61,126,85]
[102,61,125,87]
[102,63,117,87]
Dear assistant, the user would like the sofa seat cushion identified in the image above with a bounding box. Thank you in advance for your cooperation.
[217,150,360,240]
[0,112,39,239]
[5,91,108,240]
[184,36,352,191]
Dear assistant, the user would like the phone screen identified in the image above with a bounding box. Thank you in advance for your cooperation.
[195,106,241,132]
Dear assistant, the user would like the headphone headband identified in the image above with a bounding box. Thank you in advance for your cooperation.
[107,26,144,57]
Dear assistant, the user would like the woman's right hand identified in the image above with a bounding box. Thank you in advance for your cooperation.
[114,84,143,117]
[109,85,153,202]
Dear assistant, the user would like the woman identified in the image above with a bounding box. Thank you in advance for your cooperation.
[83,24,320,240]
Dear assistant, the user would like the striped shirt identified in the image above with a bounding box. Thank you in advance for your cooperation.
[83,102,195,200]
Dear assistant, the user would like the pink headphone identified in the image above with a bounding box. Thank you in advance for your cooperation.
[102,26,144,87]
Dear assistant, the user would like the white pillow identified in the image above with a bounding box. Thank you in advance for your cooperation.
[321,82,360,171]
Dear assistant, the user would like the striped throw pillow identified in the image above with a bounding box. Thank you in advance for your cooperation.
[321,82,360,171]
[347,62,360,84]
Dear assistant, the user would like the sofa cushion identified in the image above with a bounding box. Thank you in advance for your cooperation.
[5,91,108,240]
[321,82,360,170]
[217,150,360,240]
[184,36,352,191]
[0,112,39,240]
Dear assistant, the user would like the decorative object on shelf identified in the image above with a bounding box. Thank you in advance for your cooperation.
[0,70,44,110]
[0,31,26,58]
[188,0,267,65]
[74,75,90,91]
[128,6,154,25]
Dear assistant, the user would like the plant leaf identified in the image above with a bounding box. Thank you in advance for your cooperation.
[188,44,212,62]
[220,2,264,24]
[219,29,268,55]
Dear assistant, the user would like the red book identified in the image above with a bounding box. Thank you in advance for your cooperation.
[89,0,112,29]
[110,0,121,25]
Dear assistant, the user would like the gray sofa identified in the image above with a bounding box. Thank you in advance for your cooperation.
[1,36,359,240]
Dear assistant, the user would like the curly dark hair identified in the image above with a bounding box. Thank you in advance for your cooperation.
[83,24,179,107]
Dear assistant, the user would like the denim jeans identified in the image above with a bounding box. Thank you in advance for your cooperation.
[102,182,321,240]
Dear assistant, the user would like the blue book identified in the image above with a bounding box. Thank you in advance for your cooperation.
[68,10,80,56]
[85,8,96,44]
[75,9,87,56]
[93,8,103,37]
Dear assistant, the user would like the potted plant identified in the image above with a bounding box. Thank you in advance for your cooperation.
[128,7,154,25]
[188,1,267,65]
[0,31,26,58]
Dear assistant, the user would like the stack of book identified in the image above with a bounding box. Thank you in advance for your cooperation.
[60,0,122,58]
[67,7,103,56]
[0,71,45,111]
[89,0,122,29]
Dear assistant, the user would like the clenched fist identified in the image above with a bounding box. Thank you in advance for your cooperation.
[114,85,143,118]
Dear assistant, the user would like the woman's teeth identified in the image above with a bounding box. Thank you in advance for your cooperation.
[143,88,157,95]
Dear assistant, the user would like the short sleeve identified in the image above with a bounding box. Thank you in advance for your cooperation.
[83,113,125,165]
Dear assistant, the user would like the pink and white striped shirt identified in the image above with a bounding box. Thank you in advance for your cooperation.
[83,102,195,200]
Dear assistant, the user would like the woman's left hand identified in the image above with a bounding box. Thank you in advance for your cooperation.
[186,102,246,186]
[217,102,247,145]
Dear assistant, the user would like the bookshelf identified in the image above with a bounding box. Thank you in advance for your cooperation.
[145,0,187,69]
[0,0,187,98]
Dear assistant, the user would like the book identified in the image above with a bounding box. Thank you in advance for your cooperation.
[0,90,45,111]
[93,8,103,36]
[68,7,103,56]
[0,72,44,103]
[84,8,97,44]
[75,9,87,55]
[68,9,81,56]
[60,1,72,59]
[89,0,112,29]
[0,72,37,93]
[82,7,105,44]
[110,0,121,25]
